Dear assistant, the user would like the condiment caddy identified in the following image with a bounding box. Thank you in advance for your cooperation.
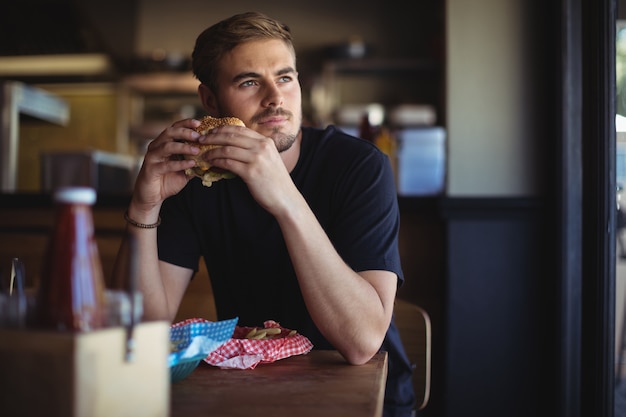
[0,186,170,417]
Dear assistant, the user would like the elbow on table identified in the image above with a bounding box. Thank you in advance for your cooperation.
[343,350,377,366]
[340,342,381,365]
[333,321,387,365]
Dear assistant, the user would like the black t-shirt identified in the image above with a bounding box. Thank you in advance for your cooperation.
[158,125,416,416]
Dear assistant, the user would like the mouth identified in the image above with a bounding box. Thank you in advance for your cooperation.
[253,108,292,126]
[257,115,288,126]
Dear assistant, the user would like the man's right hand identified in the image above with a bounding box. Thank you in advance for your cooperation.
[129,118,203,219]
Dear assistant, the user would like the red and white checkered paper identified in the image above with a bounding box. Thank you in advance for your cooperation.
[204,320,313,369]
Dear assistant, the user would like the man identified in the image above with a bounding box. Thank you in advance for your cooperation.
[116,11,416,416]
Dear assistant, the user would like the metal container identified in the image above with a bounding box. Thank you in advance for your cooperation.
[41,150,139,194]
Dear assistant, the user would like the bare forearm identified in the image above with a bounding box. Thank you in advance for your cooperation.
[276,198,396,365]
[113,205,185,322]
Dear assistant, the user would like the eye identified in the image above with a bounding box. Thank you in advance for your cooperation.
[240,79,258,87]
[278,75,293,83]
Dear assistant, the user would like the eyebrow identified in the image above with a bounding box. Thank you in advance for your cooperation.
[232,66,296,83]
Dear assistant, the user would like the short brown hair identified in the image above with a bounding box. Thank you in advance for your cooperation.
[192,12,295,91]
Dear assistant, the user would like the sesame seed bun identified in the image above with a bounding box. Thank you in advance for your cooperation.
[184,116,245,187]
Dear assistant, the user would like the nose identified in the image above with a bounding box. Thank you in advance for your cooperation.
[261,83,283,108]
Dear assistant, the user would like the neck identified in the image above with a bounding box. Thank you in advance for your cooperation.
[281,129,302,173]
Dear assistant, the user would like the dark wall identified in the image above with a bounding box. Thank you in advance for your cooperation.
[399,197,555,417]
[442,201,553,417]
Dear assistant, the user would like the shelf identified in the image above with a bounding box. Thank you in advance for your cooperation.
[0,81,70,192]
[323,58,440,76]
[314,58,443,126]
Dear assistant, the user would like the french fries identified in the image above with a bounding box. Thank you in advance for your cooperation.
[244,326,297,340]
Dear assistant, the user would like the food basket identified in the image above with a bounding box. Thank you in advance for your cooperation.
[170,356,205,383]
[205,320,313,369]
[169,317,238,382]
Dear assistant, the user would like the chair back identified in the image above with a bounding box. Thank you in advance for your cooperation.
[393,298,432,410]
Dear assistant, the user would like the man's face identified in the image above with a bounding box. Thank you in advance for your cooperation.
[212,38,302,152]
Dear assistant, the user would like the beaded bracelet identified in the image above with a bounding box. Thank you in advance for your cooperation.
[124,210,161,229]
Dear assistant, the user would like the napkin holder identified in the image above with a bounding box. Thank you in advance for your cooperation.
[0,321,170,417]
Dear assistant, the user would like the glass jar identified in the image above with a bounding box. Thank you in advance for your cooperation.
[37,187,106,331]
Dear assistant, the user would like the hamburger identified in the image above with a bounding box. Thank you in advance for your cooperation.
[184,115,246,187]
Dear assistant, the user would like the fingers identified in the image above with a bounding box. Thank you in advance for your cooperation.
[184,125,266,174]
[139,119,271,186]
[172,117,202,131]
[137,120,202,184]
[128,119,209,212]
[145,119,204,163]
[151,123,202,147]
[198,125,259,147]
[208,137,276,170]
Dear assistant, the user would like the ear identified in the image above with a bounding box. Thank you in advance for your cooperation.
[198,84,218,115]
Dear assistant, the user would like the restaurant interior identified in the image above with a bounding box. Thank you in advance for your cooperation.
[0,1,621,417]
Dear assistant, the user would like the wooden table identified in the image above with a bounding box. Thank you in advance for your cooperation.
[170,350,388,417]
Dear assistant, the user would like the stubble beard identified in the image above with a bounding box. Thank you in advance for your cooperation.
[214,104,302,153]
[259,108,302,153]
[271,126,299,153]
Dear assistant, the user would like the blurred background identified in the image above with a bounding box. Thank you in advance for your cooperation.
[0,1,621,417]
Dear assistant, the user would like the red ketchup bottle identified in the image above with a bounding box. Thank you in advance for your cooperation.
[37,187,106,331]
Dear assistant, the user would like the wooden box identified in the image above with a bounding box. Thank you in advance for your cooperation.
[0,321,170,417]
